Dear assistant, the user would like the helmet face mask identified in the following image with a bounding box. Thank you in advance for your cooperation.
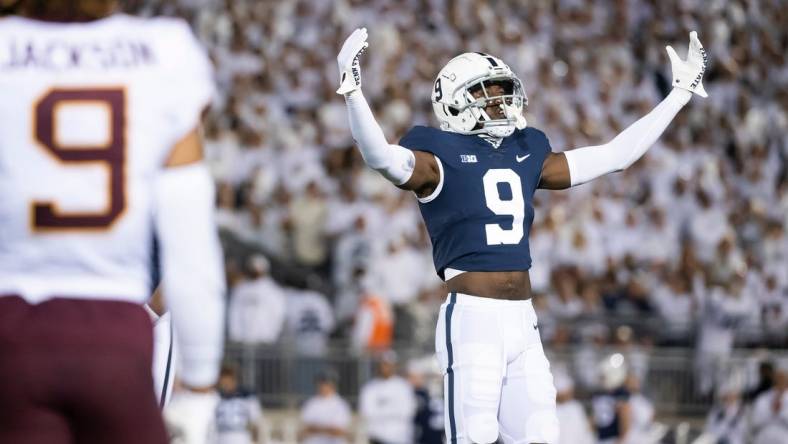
[464,76,526,137]
[432,53,528,139]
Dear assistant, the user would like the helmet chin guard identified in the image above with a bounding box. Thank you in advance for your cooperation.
[432,53,528,139]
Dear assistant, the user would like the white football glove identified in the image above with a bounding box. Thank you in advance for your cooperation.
[666,31,708,98]
[336,27,369,95]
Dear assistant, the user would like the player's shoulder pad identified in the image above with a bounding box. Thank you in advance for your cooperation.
[521,126,547,139]
[519,126,549,144]
[518,126,552,155]
[398,125,446,150]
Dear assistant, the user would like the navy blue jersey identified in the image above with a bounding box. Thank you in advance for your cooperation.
[399,126,552,279]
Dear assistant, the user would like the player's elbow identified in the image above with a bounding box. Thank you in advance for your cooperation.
[368,145,414,185]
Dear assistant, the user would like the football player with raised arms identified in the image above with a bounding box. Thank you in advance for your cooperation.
[0,1,224,443]
[336,28,707,444]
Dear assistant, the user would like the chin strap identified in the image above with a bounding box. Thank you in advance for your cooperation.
[507,105,527,129]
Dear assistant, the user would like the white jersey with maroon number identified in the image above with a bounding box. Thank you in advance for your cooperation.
[0,14,214,304]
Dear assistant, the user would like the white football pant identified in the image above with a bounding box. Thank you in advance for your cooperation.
[435,293,559,444]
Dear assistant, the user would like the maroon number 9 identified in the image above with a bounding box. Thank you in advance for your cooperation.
[31,88,126,231]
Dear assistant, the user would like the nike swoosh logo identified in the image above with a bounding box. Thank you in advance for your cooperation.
[533,324,538,330]
[516,154,531,162]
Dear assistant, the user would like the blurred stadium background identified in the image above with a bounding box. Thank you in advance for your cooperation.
[124,0,785,442]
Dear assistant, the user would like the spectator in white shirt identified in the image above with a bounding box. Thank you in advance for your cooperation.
[624,374,665,444]
[703,373,747,444]
[548,271,584,321]
[651,272,695,344]
[228,255,287,344]
[369,236,424,306]
[760,274,788,345]
[637,206,679,265]
[689,189,731,264]
[289,180,329,267]
[285,288,335,357]
[300,371,352,444]
[554,369,594,444]
[286,287,337,396]
[215,365,264,444]
[750,361,788,444]
[360,352,417,444]
[695,277,759,395]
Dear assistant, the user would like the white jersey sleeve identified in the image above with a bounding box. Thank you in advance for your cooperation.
[154,163,224,387]
[156,18,215,146]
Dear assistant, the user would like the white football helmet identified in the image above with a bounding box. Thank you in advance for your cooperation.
[432,52,528,138]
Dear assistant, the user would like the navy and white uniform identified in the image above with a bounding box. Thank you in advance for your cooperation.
[400,126,549,280]
[400,126,559,444]
[214,390,263,444]
[592,387,630,444]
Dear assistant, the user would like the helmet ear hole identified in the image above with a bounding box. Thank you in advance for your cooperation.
[448,107,460,117]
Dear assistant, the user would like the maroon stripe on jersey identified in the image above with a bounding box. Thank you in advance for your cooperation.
[0,296,167,444]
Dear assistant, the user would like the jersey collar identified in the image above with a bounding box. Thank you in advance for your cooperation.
[477,133,503,148]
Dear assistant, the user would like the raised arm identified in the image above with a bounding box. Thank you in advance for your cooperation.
[538,31,708,190]
[337,28,440,198]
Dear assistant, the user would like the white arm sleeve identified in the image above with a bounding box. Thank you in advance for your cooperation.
[564,88,692,187]
[154,163,225,387]
[344,90,415,185]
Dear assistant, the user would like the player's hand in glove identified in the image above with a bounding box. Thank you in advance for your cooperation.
[666,31,708,98]
[336,27,369,95]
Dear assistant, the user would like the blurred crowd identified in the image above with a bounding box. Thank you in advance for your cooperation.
[126,0,788,413]
[185,352,788,444]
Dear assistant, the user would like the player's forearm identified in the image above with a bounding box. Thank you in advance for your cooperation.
[344,90,415,185]
[564,88,691,186]
[154,164,225,387]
